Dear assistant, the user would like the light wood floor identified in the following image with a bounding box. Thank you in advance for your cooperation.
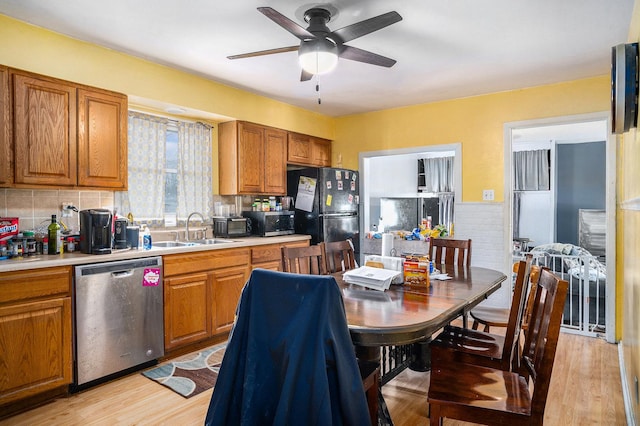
[0,332,626,425]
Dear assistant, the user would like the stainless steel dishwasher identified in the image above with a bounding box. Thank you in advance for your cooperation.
[73,256,164,388]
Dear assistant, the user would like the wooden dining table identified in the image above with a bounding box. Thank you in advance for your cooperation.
[333,264,507,364]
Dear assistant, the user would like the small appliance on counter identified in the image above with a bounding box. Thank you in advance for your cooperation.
[242,210,295,237]
[212,216,250,238]
[113,217,129,249]
[79,209,113,255]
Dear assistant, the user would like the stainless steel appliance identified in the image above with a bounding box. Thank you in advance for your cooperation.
[378,197,440,231]
[242,211,295,236]
[79,209,113,255]
[287,167,360,259]
[212,216,250,238]
[73,257,164,388]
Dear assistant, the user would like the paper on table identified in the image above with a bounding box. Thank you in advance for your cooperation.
[343,266,401,291]
[430,273,452,280]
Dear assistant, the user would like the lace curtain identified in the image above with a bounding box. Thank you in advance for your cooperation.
[513,149,550,191]
[176,121,213,221]
[421,156,454,193]
[116,112,167,224]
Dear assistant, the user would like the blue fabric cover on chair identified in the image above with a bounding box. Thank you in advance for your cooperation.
[204,269,371,426]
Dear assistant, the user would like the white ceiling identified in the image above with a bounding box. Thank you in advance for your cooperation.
[0,0,634,117]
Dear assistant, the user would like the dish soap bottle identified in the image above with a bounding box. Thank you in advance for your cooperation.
[142,226,152,250]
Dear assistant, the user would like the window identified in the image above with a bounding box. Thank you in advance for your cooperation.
[116,111,212,226]
[164,125,179,226]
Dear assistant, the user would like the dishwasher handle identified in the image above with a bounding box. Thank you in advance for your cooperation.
[111,270,134,279]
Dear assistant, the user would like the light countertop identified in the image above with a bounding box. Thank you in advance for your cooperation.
[0,234,311,273]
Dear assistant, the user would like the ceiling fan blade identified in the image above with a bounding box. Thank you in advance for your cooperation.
[339,45,397,67]
[330,11,402,44]
[228,45,299,60]
[258,7,314,41]
[300,69,313,82]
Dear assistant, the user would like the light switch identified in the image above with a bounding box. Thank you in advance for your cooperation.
[482,189,494,201]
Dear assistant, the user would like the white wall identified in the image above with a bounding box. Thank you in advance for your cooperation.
[518,191,553,246]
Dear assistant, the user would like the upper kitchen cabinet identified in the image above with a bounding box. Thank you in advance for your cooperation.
[0,66,11,187]
[13,71,77,187]
[287,132,331,167]
[219,121,287,195]
[11,69,128,189]
[77,89,127,189]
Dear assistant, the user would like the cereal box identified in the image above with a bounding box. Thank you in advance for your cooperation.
[0,217,19,241]
[403,260,430,288]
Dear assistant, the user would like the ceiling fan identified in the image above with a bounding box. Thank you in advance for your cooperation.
[228,6,402,81]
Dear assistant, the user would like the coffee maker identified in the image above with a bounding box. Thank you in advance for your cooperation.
[79,209,113,255]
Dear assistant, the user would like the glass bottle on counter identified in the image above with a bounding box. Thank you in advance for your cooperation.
[48,214,61,255]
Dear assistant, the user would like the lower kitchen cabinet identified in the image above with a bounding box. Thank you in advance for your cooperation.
[250,240,310,271]
[163,248,251,352]
[164,272,211,350]
[211,265,249,335]
[0,266,72,407]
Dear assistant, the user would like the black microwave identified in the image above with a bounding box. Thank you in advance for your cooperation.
[212,216,250,238]
[242,211,295,237]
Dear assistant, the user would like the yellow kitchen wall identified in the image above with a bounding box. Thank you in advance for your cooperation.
[0,14,334,140]
[334,76,610,202]
[620,1,640,419]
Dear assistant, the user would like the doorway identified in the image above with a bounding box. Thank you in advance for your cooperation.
[503,112,615,343]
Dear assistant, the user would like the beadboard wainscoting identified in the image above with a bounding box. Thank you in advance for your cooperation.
[454,202,510,307]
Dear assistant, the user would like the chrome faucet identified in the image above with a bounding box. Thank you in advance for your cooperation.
[186,212,206,241]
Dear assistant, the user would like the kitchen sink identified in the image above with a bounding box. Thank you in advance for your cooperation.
[189,238,237,245]
[152,241,199,248]
[152,239,236,248]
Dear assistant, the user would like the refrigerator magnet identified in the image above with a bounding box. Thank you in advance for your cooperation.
[337,180,343,190]
[352,174,357,181]
[345,171,350,179]
[326,194,333,206]
[355,195,360,204]
[335,170,342,180]
[351,181,356,191]
[326,180,332,189]
[348,194,354,204]
[143,268,161,286]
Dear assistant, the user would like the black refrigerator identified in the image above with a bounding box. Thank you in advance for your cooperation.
[287,167,360,259]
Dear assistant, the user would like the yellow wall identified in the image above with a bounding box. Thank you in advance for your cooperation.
[334,78,610,202]
[620,0,640,419]
[0,14,334,139]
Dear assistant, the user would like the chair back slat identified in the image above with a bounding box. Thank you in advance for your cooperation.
[324,240,356,273]
[282,243,327,275]
[429,238,472,267]
[501,255,532,369]
[519,267,568,421]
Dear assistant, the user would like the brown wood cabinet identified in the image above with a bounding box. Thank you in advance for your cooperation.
[250,240,310,271]
[219,121,287,195]
[77,88,127,189]
[0,66,11,187]
[0,266,72,407]
[287,132,332,167]
[163,248,251,351]
[11,69,127,189]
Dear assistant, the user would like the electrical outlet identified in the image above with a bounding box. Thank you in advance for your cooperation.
[482,189,494,201]
[61,203,74,217]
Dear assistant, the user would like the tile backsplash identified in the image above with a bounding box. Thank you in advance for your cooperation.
[0,189,115,234]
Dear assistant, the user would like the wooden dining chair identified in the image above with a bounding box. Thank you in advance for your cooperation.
[470,261,541,332]
[324,239,357,273]
[430,255,534,372]
[429,237,472,267]
[427,267,568,425]
[281,243,327,275]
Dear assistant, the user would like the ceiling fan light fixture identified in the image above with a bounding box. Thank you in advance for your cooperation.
[298,38,338,75]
